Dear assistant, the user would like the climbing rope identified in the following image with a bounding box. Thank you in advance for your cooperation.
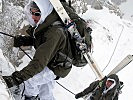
[56,81,75,95]
[91,21,125,73]
[0,32,76,96]
[102,25,124,72]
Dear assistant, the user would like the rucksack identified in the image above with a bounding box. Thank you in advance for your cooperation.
[48,2,92,78]
[113,81,124,99]
[62,2,92,67]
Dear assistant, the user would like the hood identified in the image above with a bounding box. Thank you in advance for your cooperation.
[103,78,116,94]
[103,74,119,94]
[24,0,53,27]
[108,74,119,84]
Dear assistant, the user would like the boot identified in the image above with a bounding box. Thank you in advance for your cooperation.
[25,95,39,100]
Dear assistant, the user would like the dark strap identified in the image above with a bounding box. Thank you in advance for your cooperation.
[58,52,72,63]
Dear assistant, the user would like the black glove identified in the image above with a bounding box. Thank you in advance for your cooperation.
[14,35,25,47]
[75,92,84,99]
[86,27,92,34]
[14,35,35,47]
[3,71,24,88]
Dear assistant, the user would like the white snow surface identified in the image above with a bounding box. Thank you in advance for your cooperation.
[119,0,133,22]
[0,5,133,100]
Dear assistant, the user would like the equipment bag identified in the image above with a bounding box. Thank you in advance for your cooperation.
[62,2,92,67]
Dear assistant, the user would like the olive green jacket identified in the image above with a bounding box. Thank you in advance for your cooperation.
[19,2,91,81]
[19,9,68,81]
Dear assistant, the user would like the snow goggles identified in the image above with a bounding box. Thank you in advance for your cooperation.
[30,11,41,16]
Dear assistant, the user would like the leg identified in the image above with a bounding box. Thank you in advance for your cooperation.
[24,80,39,97]
[38,81,55,100]
[24,67,56,99]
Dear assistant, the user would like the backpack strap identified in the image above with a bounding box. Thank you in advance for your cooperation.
[58,52,73,63]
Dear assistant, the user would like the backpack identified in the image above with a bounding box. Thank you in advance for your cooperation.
[48,2,92,78]
[113,81,124,99]
[62,2,92,67]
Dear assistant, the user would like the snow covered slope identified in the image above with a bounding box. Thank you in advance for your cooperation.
[0,5,133,100]
[53,6,133,100]
[119,0,133,22]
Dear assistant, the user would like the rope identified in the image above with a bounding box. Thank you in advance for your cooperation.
[0,32,33,60]
[56,81,75,95]
[19,45,75,95]
[0,32,75,96]
[19,47,32,60]
[19,43,75,96]
[0,32,14,38]
[20,48,75,95]
[102,25,124,72]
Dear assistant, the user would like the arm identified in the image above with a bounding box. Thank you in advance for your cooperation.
[14,25,35,47]
[3,26,66,88]
[82,80,99,95]
[75,80,99,99]
[19,26,66,81]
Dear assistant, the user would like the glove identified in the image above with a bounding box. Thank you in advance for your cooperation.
[3,71,24,88]
[14,35,25,47]
[14,35,35,47]
[86,27,92,34]
[75,92,84,99]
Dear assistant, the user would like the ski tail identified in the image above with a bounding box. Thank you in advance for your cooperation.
[108,55,133,76]
[84,53,104,79]
[49,0,70,22]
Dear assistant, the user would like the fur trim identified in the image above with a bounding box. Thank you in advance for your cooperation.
[103,78,116,94]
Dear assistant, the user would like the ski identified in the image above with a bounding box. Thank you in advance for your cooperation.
[49,0,70,23]
[108,54,133,76]
[0,75,15,100]
[84,53,104,79]
[83,54,133,100]
[49,0,104,79]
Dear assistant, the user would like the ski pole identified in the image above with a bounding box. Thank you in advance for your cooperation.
[0,32,33,60]
[0,32,15,38]
[0,31,76,96]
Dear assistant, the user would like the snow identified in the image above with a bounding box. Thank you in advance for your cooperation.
[0,0,2,12]
[0,5,133,100]
[119,0,133,22]
[53,6,133,100]
[0,49,15,100]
